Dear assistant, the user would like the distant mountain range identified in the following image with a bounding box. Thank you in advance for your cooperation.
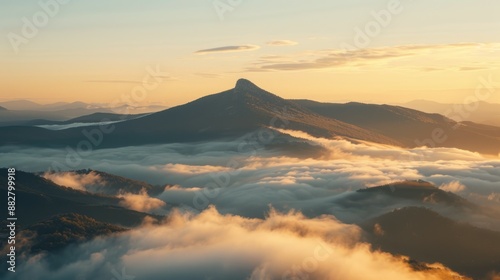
[0,100,166,126]
[402,99,500,127]
[0,100,167,113]
[1,79,500,155]
[0,100,94,111]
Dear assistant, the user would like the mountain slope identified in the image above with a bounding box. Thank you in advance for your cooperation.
[293,100,500,155]
[0,169,159,227]
[3,80,498,154]
[403,100,500,127]
[0,79,399,148]
[109,79,399,145]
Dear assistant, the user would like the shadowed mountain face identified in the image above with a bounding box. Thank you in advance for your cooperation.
[0,169,158,227]
[110,79,398,145]
[0,79,398,148]
[0,105,6,111]
[364,207,500,279]
[1,79,500,155]
[293,100,500,155]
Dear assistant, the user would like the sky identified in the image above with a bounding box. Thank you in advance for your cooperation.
[1,0,500,107]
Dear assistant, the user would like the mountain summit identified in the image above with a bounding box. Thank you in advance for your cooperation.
[234,78,259,91]
[2,79,500,154]
[0,79,397,148]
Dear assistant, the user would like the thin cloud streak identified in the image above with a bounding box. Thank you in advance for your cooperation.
[194,45,260,55]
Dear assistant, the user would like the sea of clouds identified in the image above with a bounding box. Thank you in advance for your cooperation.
[1,128,499,279]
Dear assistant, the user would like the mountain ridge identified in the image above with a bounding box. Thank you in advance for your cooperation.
[1,79,500,155]
[293,99,500,154]
[0,79,399,148]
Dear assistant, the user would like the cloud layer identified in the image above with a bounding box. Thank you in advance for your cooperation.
[5,207,466,280]
[4,128,500,229]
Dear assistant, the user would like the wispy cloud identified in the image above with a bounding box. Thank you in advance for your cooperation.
[194,45,260,55]
[266,40,298,46]
[246,43,498,72]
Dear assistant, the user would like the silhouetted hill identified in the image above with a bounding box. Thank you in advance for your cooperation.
[0,105,6,111]
[364,207,500,279]
[293,99,500,155]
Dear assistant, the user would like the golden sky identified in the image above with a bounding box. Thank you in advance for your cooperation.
[1,1,499,106]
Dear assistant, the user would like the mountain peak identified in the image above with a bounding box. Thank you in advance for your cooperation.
[235,78,257,89]
[234,79,266,96]
[233,79,277,100]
